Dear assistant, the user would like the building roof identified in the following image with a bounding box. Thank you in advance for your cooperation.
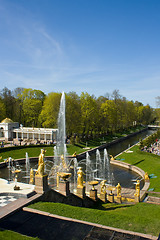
[1,118,13,123]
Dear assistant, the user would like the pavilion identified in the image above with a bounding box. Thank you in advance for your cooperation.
[0,118,57,142]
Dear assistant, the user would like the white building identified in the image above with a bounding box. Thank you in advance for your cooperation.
[0,118,19,140]
[0,118,57,142]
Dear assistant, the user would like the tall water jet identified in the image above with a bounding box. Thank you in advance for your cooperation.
[7,157,12,182]
[73,158,78,191]
[25,152,30,174]
[96,149,103,179]
[104,149,111,184]
[86,152,93,192]
[56,92,69,168]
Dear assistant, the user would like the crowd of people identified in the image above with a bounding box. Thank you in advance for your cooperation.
[142,139,160,156]
[0,139,56,148]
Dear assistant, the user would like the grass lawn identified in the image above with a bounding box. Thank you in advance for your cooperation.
[0,229,39,240]
[0,146,54,161]
[0,144,85,162]
[116,145,160,193]
[29,201,160,237]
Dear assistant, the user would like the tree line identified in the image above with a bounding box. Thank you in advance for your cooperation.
[139,130,160,149]
[0,87,156,140]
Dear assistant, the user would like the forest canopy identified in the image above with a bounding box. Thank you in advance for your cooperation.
[0,87,157,139]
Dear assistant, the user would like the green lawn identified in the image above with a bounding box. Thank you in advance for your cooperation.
[29,201,160,237]
[0,146,54,161]
[0,144,85,162]
[116,145,160,192]
[0,229,39,240]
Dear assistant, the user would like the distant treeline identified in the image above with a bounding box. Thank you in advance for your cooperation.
[0,87,157,139]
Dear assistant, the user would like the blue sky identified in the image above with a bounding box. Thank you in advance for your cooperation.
[0,0,160,107]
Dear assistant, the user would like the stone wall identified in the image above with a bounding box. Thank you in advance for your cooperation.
[41,188,96,208]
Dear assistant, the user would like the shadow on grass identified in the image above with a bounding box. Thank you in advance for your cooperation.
[92,200,134,211]
[133,159,145,166]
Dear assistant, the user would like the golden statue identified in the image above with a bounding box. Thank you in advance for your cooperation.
[61,154,67,169]
[144,172,149,180]
[77,167,85,188]
[36,149,45,176]
[134,180,140,197]
[110,155,115,161]
[100,180,107,194]
[38,149,45,166]
[57,172,60,188]
[29,168,34,184]
[72,152,77,157]
[116,183,121,196]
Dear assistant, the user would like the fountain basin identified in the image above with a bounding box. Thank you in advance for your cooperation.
[59,172,71,181]
[0,155,146,190]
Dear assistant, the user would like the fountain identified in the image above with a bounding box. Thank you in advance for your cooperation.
[56,91,69,168]
[49,92,77,191]
[0,91,145,197]
[49,91,109,193]
[25,152,30,176]
[7,157,12,182]
[104,149,111,184]
[53,92,69,171]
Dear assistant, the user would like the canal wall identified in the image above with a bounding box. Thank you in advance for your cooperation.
[77,127,148,160]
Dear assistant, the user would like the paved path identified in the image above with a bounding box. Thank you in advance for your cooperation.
[0,193,42,220]
[0,178,35,195]
[0,195,17,208]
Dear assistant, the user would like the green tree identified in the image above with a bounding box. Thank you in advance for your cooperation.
[141,105,154,125]
[0,87,15,120]
[80,92,97,139]
[12,87,24,123]
[39,92,61,128]
[101,100,119,133]
[18,88,45,127]
[0,96,6,121]
[65,92,81,136]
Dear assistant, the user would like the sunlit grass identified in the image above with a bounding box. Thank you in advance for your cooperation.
[0,229,39,240]
[118,145,160,192]
[29,201,160,237]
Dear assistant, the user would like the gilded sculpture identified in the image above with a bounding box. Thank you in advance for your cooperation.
[77,167,85,188]
[144,172,149,180]
[116,183,121,196]
[61,154,68,169]
[29,168,34,184]
[36,149,45,176]
[100,180,107,194]
[110,155,115,161]
[134,180,140,197]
